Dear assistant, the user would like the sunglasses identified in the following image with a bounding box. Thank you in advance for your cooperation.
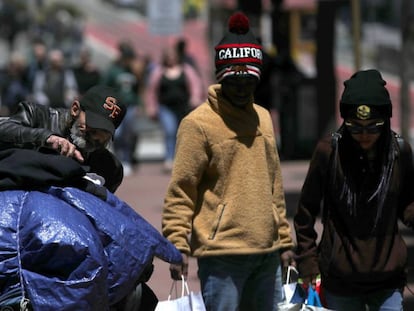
[345,120,385,134]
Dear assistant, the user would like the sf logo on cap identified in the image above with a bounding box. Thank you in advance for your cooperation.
[103,97,122,118]
[356,105,371,120]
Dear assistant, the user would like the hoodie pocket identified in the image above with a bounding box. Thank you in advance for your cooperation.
[208,203,226,240]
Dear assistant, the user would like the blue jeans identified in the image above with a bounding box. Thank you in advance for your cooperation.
[197,252,280,311]
[324,288,403,311]
[158,105,179,162]
[273,260,285,306]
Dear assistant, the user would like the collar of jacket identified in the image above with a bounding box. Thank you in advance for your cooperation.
[58,109,75,137]
[207,84,255,113]
[206,84,262,136]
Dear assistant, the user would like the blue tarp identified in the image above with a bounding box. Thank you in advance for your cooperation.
[0,186,182,310]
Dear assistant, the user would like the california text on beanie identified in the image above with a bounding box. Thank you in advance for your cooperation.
[215,12,263,82]
[340,69,392,119]
[79,85,126,135]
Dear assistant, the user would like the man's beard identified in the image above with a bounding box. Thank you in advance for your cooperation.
[70,122,101,153]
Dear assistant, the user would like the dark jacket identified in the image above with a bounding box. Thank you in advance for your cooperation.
[294,125,414,295]
[0,101,123,192]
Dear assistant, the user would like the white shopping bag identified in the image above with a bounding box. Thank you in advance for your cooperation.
[300,306,335,311]
[277,266,306,311]
[277,301,302,311]
[283,266,307,304]
[155,275,206,311]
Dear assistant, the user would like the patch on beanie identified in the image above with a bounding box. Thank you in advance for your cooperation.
[346,104,384,120]
[215,12,262,82]
[356,105,371,120]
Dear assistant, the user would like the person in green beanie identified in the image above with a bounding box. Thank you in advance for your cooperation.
[294,68,414,310]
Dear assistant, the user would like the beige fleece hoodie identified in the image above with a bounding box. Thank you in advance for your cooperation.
[162,84,294,257]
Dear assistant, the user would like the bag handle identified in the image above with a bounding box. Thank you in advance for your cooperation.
[181,275,190,297]
[285,265,299,285]
[167,275,190,300]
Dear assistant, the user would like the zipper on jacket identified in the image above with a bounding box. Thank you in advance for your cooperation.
[208,204,226,240]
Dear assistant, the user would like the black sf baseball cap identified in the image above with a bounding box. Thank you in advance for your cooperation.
[79,85,126,135]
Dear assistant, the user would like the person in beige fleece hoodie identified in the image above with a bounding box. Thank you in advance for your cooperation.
[162,12,295,311]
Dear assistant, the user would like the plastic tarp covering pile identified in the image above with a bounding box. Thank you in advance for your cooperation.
[0,186,182,310]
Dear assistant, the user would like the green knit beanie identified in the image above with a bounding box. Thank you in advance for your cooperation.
[340,69,392,119]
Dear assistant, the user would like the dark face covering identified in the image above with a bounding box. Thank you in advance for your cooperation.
[221,75,258,108]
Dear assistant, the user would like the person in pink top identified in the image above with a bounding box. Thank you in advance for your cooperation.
[145,46,202,172]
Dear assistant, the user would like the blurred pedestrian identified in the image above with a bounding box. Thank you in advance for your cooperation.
[0,0,28,52]
[145,45,202,173]
[272,51,304,160]
[73,46,101,96]
[102,40,145,176]
[0,51,30,116]
[37,3,85,62]
[162,12,295,311]
[26,38,49,90]
[294,69,414,311]
[254,37,281,147]
[175,37,200,75]
[32,48,78,108]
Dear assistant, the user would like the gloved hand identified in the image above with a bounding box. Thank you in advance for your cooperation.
[169,253,189,280]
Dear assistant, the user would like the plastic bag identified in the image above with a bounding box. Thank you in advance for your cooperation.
[277,266,306,311]
[155,276,206,311]
[300,287,335,311]
[0,287,30,311]
[283,266,307,304]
